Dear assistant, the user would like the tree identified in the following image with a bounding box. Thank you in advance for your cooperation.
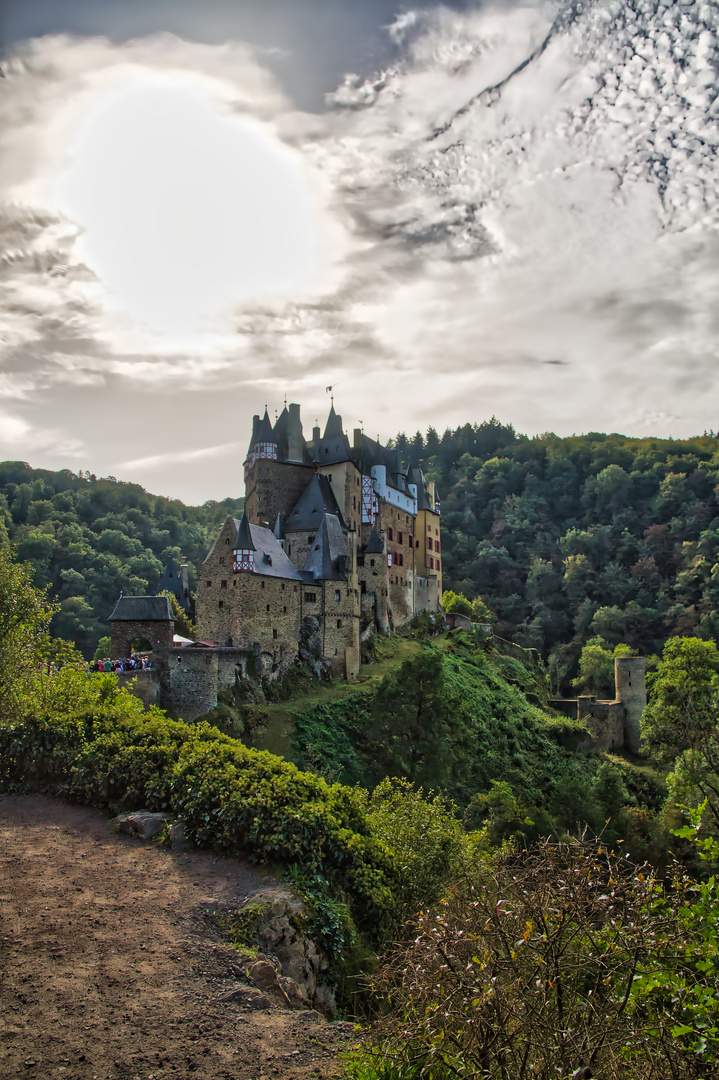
[572,636,635,698]
[641,636,719,764]
[159,590,196,639]
[0,547,56,721]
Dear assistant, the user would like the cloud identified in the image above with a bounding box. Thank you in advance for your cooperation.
[3,3,719,502]
[120,442,241,470]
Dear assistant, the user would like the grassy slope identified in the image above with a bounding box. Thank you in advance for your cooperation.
[243,632,663,828]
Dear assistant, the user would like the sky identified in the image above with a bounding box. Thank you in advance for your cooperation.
[1,0,719,503]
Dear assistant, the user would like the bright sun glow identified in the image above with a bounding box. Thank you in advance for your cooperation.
[54,72,320,335]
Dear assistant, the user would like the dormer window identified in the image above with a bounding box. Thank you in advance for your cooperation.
[234,549,254,572]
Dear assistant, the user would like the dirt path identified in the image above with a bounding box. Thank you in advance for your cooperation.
[0,796,353,1080]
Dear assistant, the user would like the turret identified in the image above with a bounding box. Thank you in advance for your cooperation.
[233,511,256,573]
[615,657,646,754]
[244,407,278,480]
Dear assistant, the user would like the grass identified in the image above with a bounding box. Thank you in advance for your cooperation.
[248,635,425,759]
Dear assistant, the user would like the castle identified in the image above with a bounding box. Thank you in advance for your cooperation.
[109,401,443,719]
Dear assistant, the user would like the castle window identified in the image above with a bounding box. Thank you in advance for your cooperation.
[304,592,316,602]
[427,537,433,550]
[429,557,434,569]
[225,538,231,545]
[388,552,392,566]
[328,474,332,482]
[416,540,419,548]
[436,540,440,553]
[398,531,403,544]
[399,553,404,567]
[219,600,224,609]
[337,619,342,628]
[219,557,225,564]
[273,629,278,639]
[281,583,285,591]
[361,580,366,594]
[388,528,393,541]
[370,559,375,567]
[233,580,237,587]
[283,605,287,613]
[409,535,413,547]
[308,535,314,544]
[294,586,298,593]
[266,604,270,612]
[221,580,227,589]
[206,580,212,587]
[334,590,340,602]
[315,544,320,550]
[436,559,440,569]
[357,555,365,567]
[261,580,265,589]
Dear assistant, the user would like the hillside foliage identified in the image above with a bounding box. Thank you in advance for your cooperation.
[394,422,719,692]
[0,461,243,656]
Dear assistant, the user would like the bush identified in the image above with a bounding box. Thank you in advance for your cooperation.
[359,835,719,1079]
[0,667,398,937]
[363,778,477,920]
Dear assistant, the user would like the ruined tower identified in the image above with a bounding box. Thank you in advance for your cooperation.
[615,656,646,755]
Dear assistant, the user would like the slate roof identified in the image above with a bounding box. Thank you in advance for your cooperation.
[256,407,275,442]
[303,514,348,581]
[109,596,174,622]
[323,403,344,439]
[363,525,384,554]
[231,518,303,580]
[313,404,352,464]
[157,560,191,611]
[284,473,347,533]
[235,510,255,551]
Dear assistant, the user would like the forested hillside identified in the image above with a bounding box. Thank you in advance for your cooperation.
[395,422,719,692]
[0,461,243,656]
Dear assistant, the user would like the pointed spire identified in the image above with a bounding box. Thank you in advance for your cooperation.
[303,514,347,580]
[323,402,344,439]
[364,525,384,554]
[235,510,255,551]
[273,512,284,540]
[256,407,275,442]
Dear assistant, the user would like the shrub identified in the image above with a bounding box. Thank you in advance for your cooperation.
[0,667,398,936]
[359,836,718,1079]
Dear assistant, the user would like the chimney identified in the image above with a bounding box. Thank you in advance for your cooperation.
[354,428,362,449]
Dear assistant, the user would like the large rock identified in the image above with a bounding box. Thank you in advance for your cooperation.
[112,811,170,840]
[232,886,334,1013]
[217,986,272,1009]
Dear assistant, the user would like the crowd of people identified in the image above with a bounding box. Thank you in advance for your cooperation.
[90,654,152,673]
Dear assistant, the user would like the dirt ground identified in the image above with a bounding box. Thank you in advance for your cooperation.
[0,795,355,1080]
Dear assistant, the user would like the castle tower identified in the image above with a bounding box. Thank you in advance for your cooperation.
[615,657,646,755]
[243,405,312,527]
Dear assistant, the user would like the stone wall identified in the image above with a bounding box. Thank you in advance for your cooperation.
[377,502,416,627]
[167,646,248,722]
[196,516,303,673]
[115,669,161,708]
[576,699,626,752]
[357,546,389,633]
[110,619,174,659]
[318,460,362,534]
[245,459,312,529]
[415,574,440,616]
[318,579,361,677]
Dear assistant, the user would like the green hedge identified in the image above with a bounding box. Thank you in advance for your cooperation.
[0,669,397,936]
